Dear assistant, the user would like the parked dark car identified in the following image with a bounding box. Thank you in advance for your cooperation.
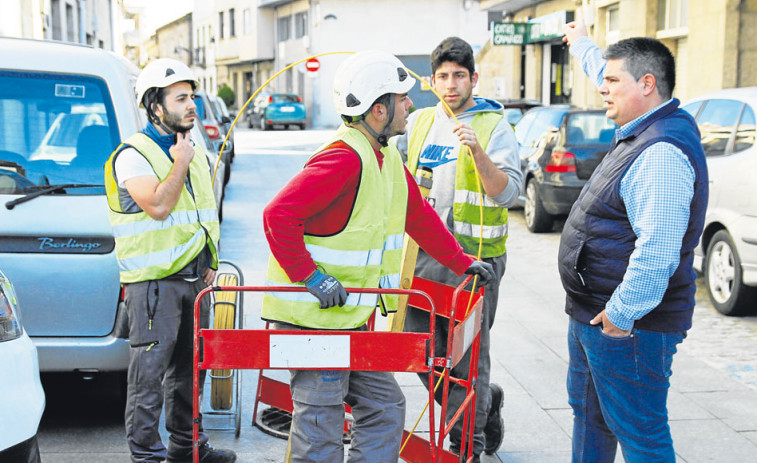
[195,90,233,184]
[495,98,543,125]
[246,92,306,130]
[514,106,616,232]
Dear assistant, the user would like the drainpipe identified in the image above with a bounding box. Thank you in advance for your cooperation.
[737,0,744,88]
[78,0,86,44]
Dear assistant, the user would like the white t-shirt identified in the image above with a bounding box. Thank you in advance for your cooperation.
[114,147,156,188]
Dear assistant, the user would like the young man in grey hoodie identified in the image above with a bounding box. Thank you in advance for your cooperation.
[393,36,522,461]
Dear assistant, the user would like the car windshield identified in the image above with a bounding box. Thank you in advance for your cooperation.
[565,112,617,144]
[515,109,564,147]
[0,70,118,194]
[272,94,299,103]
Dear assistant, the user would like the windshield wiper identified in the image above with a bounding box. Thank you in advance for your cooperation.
[5,183,101,210]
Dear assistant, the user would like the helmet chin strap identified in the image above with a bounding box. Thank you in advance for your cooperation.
[358,96,396,148]
[156,120,176,135]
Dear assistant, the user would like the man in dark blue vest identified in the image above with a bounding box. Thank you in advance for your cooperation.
[561,10,708,463]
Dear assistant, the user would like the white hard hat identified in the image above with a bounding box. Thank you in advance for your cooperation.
[333,50,416,117]
[135,58,198,108]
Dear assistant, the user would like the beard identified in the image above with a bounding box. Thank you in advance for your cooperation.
[161,109,194,133]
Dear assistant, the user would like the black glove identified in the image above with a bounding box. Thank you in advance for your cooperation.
[464,260,495,286]
[303,269,348,309]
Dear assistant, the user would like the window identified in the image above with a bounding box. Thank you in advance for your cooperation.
[243,8,251,35]
[219,11,225,39]
[66,4,75,42]
[515,109,565,147]
[565,112,617,144]
[606,5,620,44]
[295,12,308,39]
[734,104,756,152]
[658,0,688,31]
[51,0,61,40]
[278,15,291,42]
[682,101,703,118]
[695,99,742,157]
[229,8,235,37]
[0,70,118,190]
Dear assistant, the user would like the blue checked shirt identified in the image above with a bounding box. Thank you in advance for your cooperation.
[569,36,696,330]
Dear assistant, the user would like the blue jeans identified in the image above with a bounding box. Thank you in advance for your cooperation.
[567,318,685,463]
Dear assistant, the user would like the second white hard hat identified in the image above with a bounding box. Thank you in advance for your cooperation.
[333,50,416,117]
[135,58,198,108]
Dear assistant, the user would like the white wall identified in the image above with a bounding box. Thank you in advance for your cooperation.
[308,0,491,127]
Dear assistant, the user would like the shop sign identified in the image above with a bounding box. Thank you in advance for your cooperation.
[492,10,575,46]
[492,22,530,46]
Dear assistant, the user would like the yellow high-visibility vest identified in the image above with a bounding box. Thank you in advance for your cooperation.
[104,133,219,283]
[407,107,508,258]
[262,125,408,329]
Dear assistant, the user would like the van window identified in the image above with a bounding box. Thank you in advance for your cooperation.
[695,99,743,157]
[0,70,118,192]
[734,104,756,153]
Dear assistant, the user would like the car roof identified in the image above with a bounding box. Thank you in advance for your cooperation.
[0,37,138,79]
[683,87,757,107]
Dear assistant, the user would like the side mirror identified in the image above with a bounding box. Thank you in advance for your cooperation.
[221,116,231,124]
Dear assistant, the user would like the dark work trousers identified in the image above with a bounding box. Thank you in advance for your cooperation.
[405,250,506,456]
[124,277,211,463]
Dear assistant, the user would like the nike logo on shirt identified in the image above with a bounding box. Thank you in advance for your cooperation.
[419,144,457,169]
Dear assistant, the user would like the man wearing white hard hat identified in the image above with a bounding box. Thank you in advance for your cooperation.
[261,50,495,461]
[103,59,235,463]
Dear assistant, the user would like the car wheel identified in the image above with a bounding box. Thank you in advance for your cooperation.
[704,230,757,316]
[247,115,253,129]
[299,123,306,130]
[524,180,553,233]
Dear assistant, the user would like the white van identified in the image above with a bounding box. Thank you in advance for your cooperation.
[0,37,225,376]
[682,88,757,316]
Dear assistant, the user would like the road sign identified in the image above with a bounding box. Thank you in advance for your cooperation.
[305,58,320,72]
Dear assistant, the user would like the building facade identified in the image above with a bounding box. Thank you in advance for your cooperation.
[477,0,757,108]
[2,0,118,50]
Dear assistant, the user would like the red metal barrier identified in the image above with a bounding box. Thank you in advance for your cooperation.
[192,277,484,463]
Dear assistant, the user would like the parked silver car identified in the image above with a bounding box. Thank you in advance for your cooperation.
[682,88,757,315]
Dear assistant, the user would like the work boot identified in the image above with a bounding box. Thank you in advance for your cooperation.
[483,383,505,455]
[167,443,237,463]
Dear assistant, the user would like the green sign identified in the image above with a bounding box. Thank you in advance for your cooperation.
[492,22,530,46]
[492,11,575,46]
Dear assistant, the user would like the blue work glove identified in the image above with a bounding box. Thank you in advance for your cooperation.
[302,269,348,309]
[464,260,495,286]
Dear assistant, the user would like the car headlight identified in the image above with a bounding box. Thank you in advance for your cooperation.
[0,274,23,342]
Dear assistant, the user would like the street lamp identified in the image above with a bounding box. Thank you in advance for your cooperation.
[174,45,193,65]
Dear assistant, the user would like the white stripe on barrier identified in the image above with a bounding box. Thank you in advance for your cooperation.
[269,334,351,368]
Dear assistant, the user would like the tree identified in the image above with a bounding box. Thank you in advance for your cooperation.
[217,84,236,109]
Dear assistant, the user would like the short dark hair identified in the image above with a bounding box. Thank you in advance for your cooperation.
[142,87,167,125]
[604,37,675,100]
[431,36,475,78]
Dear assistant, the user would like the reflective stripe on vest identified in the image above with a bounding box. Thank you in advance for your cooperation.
[407,107,508,258]
[262,125,408,329]
[104,133,220,283]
